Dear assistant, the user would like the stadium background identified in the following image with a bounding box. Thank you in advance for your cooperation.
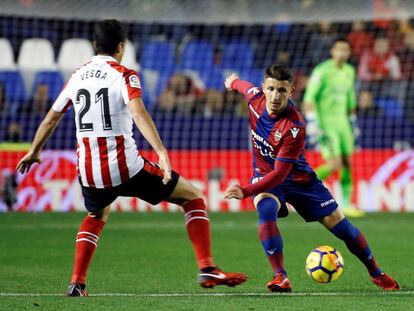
[0,0,414,213]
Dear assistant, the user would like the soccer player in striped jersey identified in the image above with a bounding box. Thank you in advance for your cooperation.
[224,66,399,292]
[17,19,246,296]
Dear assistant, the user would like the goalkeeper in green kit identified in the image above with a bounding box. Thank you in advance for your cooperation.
[304,38,365,218]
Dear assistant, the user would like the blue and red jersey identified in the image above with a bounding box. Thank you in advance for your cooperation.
[231,79,315,197]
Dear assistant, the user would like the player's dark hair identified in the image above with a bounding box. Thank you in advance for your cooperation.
[264,64,293,83]
[331,37,349,48]
[93,19,126,55]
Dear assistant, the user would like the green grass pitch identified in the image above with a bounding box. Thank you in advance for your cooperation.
[0,212,413,310]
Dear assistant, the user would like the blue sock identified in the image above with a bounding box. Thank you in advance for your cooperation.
[330,218,382,277]
[256,197,286,275]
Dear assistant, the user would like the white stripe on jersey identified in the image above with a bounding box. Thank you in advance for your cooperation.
[77,140,89,187]
[90,137,104,188]
[106,136,122,186]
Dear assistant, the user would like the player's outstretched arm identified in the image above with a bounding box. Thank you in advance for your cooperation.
[224,73,258,102]
[224,161,293,200]
[16,109,64,174]
[224,73,240,91]
[128,98,171,184]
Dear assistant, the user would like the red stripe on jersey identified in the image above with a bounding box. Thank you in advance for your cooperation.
[143,161,164,178]
[115,135,129,183]
[107,61,142,100]
[82,137,95,187]
[97,137,112,188]
[62,99,73,113]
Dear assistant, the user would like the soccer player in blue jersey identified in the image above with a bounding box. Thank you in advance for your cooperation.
[224,65,399,292]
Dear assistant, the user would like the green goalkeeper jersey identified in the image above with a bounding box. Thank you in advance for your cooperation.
[304,59,357,128]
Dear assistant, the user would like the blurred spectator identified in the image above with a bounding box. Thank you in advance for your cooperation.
[292,72,309,105]
[397,32,414,80]
[358,37,401,81]
[4,122,24,143]
[357,90,382,117]
[398,18,414,35]
[156,73,204,114]
[19,84,52,114]
[203,89,224,117]
[275,51,291,66]
[0,169,17,212]
[0,122,30,150]
[308,21,338,67]
[347,21,374,62]
[156,88,177,113]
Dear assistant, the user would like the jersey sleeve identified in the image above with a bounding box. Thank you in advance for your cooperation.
[121,70,142,105]
[52,81,73,113]
[242,161,293,197]
[275,126,306,163]
[347,67,357,112]
[303,66,322,105]
[231,79,261,102]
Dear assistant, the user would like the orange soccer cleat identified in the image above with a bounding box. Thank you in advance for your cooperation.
[198,267,247,288]
[371,272,400,291]
[267,272,292,292]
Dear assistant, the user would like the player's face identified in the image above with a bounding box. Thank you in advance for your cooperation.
[262,78,293,116]
[331,41,351,63]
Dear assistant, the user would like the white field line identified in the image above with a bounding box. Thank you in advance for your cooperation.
[1,291,413,298]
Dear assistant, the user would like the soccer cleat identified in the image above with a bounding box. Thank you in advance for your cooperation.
[198,267,247,288]
[371,272,400,291]
[342,206,366,218]
[267,273,292,292]
[66,283,88,297]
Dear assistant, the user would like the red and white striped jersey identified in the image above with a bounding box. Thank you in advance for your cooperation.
[52,55,144,188]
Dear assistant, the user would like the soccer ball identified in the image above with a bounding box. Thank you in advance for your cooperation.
[305,246,344,283]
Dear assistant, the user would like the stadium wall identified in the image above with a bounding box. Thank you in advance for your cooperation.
[1,149,413,213]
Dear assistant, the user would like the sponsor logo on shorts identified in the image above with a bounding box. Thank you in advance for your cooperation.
[321,198,335,207]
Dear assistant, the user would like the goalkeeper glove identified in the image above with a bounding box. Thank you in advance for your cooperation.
[350,114,360,138]
[305,111,320,147]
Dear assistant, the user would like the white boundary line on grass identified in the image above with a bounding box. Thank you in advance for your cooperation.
[1,291,414,297]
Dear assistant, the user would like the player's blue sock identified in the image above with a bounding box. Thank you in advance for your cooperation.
[256,197,286,275]
[330,218,382,277]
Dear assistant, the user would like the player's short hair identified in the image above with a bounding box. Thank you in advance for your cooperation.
[265,64,293,83]
[331,37,349,47]
[93,19,126,55]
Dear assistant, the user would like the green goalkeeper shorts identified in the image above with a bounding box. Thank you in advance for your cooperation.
[318,123,354,159]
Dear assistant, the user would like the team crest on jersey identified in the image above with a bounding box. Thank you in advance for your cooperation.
[290,127,300,138]
[274,129,282,141]
[129,75,141,88]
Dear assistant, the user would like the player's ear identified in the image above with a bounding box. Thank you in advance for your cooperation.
[116,41,124,54]
[92,41,98,53]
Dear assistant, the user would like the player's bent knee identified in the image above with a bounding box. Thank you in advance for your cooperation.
[254,193,280,210]
[88,205,110,222]
[254,193,280,222]
[321,208,345,229]
[168,176,204,205]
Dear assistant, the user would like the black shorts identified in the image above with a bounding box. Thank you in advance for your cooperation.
[81,158,180,212]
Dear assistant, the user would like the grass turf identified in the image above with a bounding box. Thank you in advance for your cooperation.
[0,212,413,310]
